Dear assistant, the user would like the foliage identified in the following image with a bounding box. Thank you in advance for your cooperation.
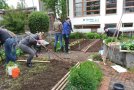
[16,0,26,9]
[28,11,49,33]
[0,48,5,64]
[101,34,107,39]
[121,41,134,50]
[92,53,103,61]
[67,61,103,90]
[86,32,101,39]
[41,0,67,21]
[70,32,86,39]
[104,37,116,44]
[16,48,24,57]
[0,0,9,9]
[1,10,26,34]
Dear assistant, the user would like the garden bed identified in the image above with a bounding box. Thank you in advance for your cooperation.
[70,39,96,51]
[0,59,75,90]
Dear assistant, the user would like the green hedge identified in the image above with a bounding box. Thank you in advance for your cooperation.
[66,61,103,90]
[28,11,49,33]
[70,32,106,39]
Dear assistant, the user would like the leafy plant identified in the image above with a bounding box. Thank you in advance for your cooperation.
[1,10,26,34]
[16,48,24,57]
[104,37,116,44]
[121,41,134,50]
[28,11,49,33]
[67,61,103,90]
[92,53,103,61]
[86,32,101,39]
[70,32,86,39]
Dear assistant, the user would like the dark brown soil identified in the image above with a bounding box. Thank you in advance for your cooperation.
[0,59,75,90]
[70,39,94,51]
[21,60,74,90]
[87,39,103,52]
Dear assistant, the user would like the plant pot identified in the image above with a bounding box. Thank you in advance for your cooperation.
[113,83,124,90]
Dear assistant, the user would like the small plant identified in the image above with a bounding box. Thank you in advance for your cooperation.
[16,48,24,57]
[92,53,103,61]
[121,41,134,50]
[104,37,116,44]
[67,61,103,90]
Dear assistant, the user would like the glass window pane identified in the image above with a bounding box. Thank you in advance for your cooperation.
[106,9,116,14]
[122,23,133,27]
[75,0,82,3]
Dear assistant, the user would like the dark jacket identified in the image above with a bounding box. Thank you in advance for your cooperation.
[105,28,122,37]
[0,29,12,44]
[19,34,39,47]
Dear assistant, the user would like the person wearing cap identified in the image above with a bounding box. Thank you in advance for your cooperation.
[104,26,122,38]
[53,18,63,52]
[62,17,73,53]
[0,28,17,64]
[18,32,44,67]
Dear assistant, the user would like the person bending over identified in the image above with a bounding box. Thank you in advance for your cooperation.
[0,28,17,64]
[18,32,44,67]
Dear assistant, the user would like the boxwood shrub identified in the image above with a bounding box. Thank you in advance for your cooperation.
[67,61,103,90]
[28,12,49,33]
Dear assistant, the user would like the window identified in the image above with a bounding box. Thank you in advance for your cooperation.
[106,0,117,14]
[74,24,100,29]
[122,23,133,27]
[74,0,100,17]
[124,0,134,13]
[105,23,117,28]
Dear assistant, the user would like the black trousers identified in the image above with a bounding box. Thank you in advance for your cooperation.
[63,34,69,53]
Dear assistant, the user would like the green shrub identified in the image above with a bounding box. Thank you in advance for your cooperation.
[28,12,49,33]
[70,32,85,39]
[86,32,101,39]
[67,61,103,90]
[1,10,26,34]
[121,41,134,50]
[104,37,116,44]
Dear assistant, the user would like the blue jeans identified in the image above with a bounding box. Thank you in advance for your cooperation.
[4,37,17,64]
[54,33,63,47]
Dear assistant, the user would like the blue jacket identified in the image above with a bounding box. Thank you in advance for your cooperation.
[62,21,72,35]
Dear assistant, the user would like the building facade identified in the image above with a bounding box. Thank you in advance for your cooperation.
[68,0,134,33]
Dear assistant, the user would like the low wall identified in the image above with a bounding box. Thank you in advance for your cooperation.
[103,43,134,68]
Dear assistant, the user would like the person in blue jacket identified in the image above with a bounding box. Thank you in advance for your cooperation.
[62,17,72,53]
[0,28,17,64]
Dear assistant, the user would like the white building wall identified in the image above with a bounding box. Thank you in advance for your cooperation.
[69,0,134,33]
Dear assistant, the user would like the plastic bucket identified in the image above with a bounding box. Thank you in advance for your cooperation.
[113,83,124,90]
[12,68,20,78]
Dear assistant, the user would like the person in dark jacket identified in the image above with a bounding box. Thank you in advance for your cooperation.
[62,17,72,53]
[18,32,44,67]
[104,26,122,38]
[0,28,17,64]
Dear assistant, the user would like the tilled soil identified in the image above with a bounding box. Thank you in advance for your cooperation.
[0,59,75,90]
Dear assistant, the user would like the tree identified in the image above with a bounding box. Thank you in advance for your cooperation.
[1,10,26,34]
[0,0,9,9]
[41,0,67,21]
[17,0,27,9]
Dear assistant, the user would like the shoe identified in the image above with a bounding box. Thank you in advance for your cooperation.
[60,46,64,52]
[26,63,32,67]
[54,47,56,52]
